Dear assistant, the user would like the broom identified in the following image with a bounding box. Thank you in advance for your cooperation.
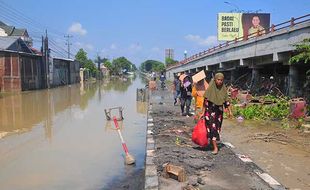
[113,116,135,165]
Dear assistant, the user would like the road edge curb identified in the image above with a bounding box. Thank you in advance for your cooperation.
[144,102,159,190]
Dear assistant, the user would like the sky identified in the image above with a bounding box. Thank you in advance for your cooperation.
[0,0,309,66]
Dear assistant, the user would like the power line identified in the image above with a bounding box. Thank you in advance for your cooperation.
[0,0,70,55]
[0,5,44,33]
[0,1,80,59]
[50,38,75,56]
[0,0,65,36]
[49,40,73,58]
[50,49,67,58]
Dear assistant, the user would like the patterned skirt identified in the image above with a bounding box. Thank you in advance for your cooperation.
[204,100,225,141]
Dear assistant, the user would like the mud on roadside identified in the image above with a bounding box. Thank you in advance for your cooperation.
[223,119,310,190]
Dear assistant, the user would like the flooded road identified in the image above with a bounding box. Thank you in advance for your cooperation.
[0,76,148,190]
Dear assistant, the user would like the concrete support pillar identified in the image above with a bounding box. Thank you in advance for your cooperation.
[230,69,238,84]
[250,68,260,89]
[239,59,244,66]
[289,65,298,97]
[190,68,196,74]
[219,62,223,69]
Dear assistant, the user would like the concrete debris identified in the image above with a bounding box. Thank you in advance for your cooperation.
[163,163,187,182]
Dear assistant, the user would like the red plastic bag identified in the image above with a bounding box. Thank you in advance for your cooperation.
[192,119,208,147]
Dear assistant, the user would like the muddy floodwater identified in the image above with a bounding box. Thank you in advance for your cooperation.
[0,76,148,190]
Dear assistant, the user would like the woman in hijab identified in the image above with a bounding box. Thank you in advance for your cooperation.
[201,73,232,154]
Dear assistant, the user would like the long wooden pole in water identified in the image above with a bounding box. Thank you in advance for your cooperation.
[112,116,135,165]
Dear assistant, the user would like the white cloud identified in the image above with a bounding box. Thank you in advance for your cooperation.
[85,44,94,51]
[128,43,142,52]
[185,34,218,46]
[75,42,93,51]
[75,42,82,46]
[151,47,160,52]
[68,22,87,36]
[110,43,117,50]
[100,48,107,54]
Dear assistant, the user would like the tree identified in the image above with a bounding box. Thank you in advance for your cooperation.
[165,57,178,66]
[75,48,97,75]
[75,48,88,68]
[108,57,135,75]
[114,57,132,71]
[85,59,97,74]
[140,60,165,72]
[94,56,108,70]
[103,60,113,71]
[290,38,310,75]
[131,64,137,71]
[153,63,165,72]
[290,38,310,101]
[140,60,153,71]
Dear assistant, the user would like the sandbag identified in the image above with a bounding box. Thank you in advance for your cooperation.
[192,119,208,147]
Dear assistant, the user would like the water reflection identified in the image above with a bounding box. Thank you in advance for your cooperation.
[0,76,146,190]
[136,101,147,114]
[104,120,124,131]
[101,77,133,92]
[0,76,134,140]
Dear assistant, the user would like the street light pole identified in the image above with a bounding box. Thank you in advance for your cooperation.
[224,1,241,13]
[184,50,187,59]
[224,2,242,39]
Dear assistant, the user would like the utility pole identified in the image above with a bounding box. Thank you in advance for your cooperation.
[42,30,50,89]
[64,34,73,59]
[97,52,102,80]
[97,52,101,70]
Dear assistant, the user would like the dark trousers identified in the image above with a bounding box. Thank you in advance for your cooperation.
[180,97,191,115]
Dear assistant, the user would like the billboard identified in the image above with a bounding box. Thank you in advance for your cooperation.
[218,13,270,41]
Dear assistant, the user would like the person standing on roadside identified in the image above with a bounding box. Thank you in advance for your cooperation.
[201,73,232,154]
[180,75,192,117]
[192,78,209,122]
[173,73,181,105]
[160,72,166,90]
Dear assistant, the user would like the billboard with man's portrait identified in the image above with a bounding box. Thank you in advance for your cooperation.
[218,13,270,41]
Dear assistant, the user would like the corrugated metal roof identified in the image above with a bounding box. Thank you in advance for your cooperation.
[0,36,35,55]
[0,36,19,49]
[53,57,74,62]
[0,21,27,36]
[0,21,7,26]
[11,28,26,36]
[0,25,14,35]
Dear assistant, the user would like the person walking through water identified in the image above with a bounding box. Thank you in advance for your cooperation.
[201,73,232,154]
[180,75,192,117]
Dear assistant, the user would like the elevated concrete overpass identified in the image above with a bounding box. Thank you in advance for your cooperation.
[167,15,310,97]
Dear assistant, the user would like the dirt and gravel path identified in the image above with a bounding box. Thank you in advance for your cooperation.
[149,89,276,190]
